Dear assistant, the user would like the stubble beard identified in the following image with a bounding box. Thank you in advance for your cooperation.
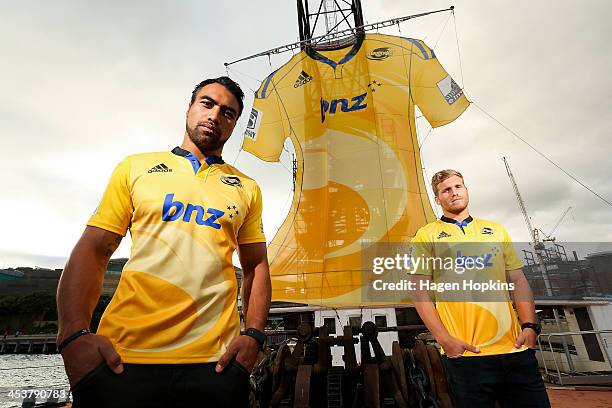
[446,199,468,215]
[186,122,225,155]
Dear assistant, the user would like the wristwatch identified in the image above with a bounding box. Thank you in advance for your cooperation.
[244,328,266,350]
[521,322,541,335]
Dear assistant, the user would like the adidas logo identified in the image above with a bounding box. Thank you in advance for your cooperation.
[294,70,313,88]
[148,163,172,173]
[437,231,451,239]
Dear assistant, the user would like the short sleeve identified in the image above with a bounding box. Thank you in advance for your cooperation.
[406,38,470,128]
[409,227,434,276]
[501,227,523,271]
[242,72,287,162]
[237,184,266,244]
[87,158,133,236]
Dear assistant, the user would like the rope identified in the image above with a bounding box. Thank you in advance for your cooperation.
[397,21,431,224]
[224,66,259,94]
[418,127,433,150]
[227,66,264,85]
[422,165,440,219]
[452,10,465,90]
[231,147,243,166]
[432,13,452,50]
[472,102,612,207]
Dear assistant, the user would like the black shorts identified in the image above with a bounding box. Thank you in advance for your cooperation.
[71,360,250,408]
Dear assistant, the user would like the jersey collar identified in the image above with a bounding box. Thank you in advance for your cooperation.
[440,215,473,234]
[304,33,365,70]
[171,146,224,174]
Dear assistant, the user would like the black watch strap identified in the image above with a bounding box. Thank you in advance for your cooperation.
[244,328,266,350]
[57,328,91,353]
[521,322,541,335]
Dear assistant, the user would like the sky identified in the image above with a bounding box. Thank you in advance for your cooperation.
[1,0,611,269]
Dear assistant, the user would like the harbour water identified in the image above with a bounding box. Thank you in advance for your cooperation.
[0,354,69,408]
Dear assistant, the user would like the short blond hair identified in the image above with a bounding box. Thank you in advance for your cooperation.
[431,169,464,196]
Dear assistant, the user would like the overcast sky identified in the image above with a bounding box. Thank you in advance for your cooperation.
[1,0,611,269]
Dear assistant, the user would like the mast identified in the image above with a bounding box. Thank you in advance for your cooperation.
[297,0,364,48]
[225,4,453,66]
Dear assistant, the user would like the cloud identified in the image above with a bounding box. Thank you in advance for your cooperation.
[1,0,610,268]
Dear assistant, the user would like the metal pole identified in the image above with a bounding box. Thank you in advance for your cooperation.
[535,251,575,372]
[547,335,563,385]
[595,331,612,370]
[537,336,549,379]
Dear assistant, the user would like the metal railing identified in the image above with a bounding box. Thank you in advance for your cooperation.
[536,329,612,385]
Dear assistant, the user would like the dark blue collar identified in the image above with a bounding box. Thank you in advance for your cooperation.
[441,215,473,234]
[304,33,365,70]
[171,146,224,174]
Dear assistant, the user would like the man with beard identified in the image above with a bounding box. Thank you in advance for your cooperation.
[56,77,271,407]
[409,169,550,408]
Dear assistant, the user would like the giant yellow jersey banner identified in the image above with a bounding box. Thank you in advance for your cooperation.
[244,33,469,306]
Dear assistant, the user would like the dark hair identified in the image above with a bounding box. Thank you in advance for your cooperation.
[190,76,244,116]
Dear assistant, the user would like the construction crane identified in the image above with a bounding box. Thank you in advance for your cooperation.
[503,157,543,249]
[542,206,572,242]
[502,157,575,371]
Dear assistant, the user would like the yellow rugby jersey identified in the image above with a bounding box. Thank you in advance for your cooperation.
[410,216,525,356]
[88,147,265,363]
[243,33,469,306]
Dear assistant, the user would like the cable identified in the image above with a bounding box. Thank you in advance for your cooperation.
[398,23,431,223]
[472,102,612,207]
[432,13,452,50]
[277,156,293,175]
[452,10,465,91]
[418,127,433,150]
[227,66,265,86]
[422,166,440,219]
[231,147,243,166]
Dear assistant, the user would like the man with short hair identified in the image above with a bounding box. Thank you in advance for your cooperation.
[410,169,550,408]
[57,77,271,407]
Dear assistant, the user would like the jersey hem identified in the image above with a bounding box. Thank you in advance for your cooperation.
[117,354,224,364]
[442,345,528,357]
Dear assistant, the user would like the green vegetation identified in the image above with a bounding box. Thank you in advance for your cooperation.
[0,292,58,334]
[0,293,112,335]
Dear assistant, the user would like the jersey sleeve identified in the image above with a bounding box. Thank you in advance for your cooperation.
[406,38,469,128]
[501,226,523,270]
[87,158,133,236]
[237,183,266,244]
[409,227,434,276]
[242,72,288,162]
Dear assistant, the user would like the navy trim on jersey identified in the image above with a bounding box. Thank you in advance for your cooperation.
[441,215,473,234]
[305,33,365,69]
[404,38,432,60]
[441,215,473,224]
[171,146,224,174]
[258,70,279,99]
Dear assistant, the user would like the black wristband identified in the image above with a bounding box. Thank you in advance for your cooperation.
[520,322,541,335]
[244,328,266,350]
[57,328,91,353]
